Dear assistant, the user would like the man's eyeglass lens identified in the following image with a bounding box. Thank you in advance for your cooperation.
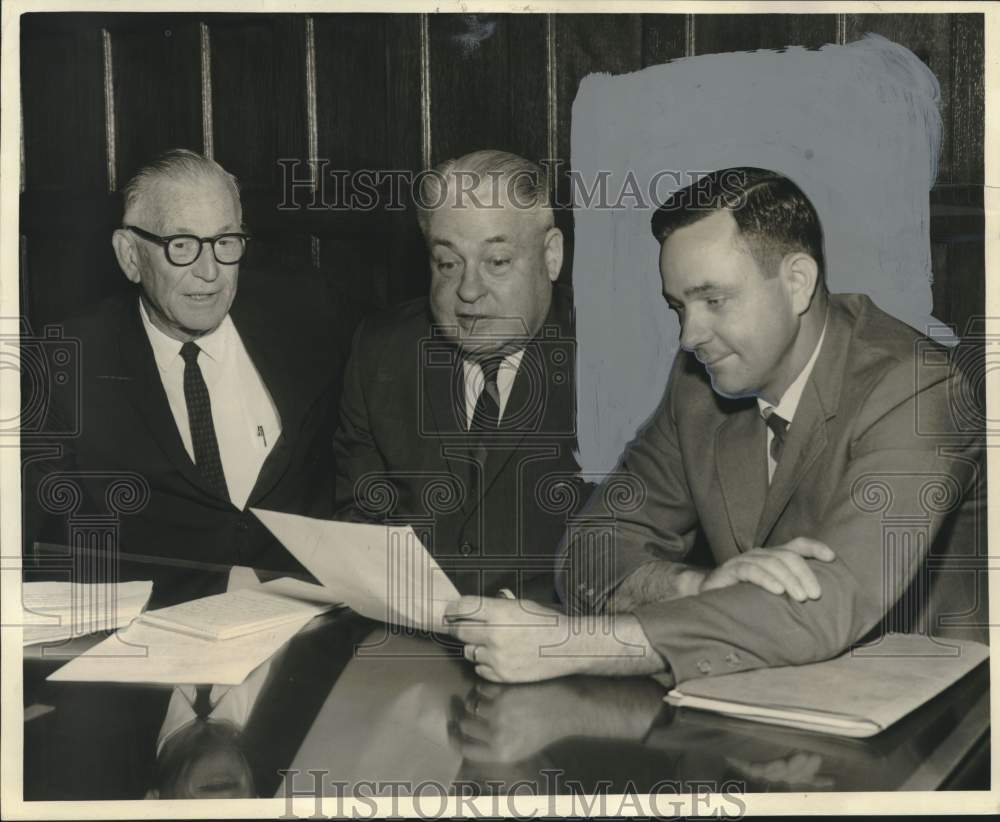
[168,235,246,265]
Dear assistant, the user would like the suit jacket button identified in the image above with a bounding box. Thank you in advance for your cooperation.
[697,659,712,675]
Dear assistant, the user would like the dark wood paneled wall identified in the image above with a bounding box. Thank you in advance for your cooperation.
[20,12,984,335]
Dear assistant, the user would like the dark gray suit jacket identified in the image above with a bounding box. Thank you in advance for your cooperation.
[333,285,588,598]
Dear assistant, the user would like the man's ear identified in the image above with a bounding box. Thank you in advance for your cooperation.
[781,252,819,315]
[543,227,563,282]
[112,229,142,284]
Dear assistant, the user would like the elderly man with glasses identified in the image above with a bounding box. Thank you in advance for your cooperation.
[24,149,354,605]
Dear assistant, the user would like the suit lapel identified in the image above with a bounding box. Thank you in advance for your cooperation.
[477,341,543,496]
[461,289,574,523]
[754,382,828,544]
[116,297,222,501]
[715,405,769,552]
[753,299,852,545]
[237,322,296,505]
[232,297,327,507]
[422,334,468,483]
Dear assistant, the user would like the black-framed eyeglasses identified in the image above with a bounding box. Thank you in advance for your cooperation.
[124,225,251,266]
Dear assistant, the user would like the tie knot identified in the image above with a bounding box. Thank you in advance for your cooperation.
[180,341,201,365]
[762,407,789,442]
[193,684,214,719]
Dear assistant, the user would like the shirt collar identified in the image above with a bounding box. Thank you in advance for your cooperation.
[138,298,232,370]
[757,313,828,424]
[462,348,526,380]
[155,657,274,755]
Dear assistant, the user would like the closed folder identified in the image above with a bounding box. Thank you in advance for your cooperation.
[664,633,989,738]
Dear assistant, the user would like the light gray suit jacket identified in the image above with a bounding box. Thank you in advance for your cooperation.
[558,293,986,683]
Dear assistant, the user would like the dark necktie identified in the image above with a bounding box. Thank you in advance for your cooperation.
[193,684,214,719]
[763,407,789,466]
[180,342,230,501]
[469,355,505,432]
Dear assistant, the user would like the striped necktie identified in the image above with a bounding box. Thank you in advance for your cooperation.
[180,342,230,502]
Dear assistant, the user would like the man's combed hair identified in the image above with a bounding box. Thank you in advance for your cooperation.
[122,148,242,230]
[650,167,826,280]
[416,149,553,235]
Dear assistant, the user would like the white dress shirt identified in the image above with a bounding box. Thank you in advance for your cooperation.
[139,300,281,509]
[756,318,828,482]
[461,348,527,430]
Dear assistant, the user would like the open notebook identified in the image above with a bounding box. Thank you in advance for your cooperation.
[664,634,989,738]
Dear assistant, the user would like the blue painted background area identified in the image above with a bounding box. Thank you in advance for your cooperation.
[571,34,943,477]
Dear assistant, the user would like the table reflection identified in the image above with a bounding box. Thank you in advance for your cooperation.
[24,613,989,800]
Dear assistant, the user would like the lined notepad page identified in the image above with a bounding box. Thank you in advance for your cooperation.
[140,586,331,640]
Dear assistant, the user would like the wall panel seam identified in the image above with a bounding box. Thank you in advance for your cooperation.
[200,22,214,159]
[419,13,431,169]
[546,13,557,162]
[305,15,319,188]
[101,28,117,193]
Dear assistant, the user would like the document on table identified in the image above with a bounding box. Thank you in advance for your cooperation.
[251,509,461,631]
[138,581,338,640]
[20,580,153,646]
[47,612,312,686]
[664,634,990,737]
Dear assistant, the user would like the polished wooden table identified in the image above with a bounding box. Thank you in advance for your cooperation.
[22,607,990,801]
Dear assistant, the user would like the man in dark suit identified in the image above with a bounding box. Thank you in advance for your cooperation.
[23,149,351,605]
[333,150,585,600]
[446,167,984,684]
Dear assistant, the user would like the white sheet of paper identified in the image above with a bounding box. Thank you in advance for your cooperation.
[259,576,344,606]
[20,580,153,646]
[250,509,461,631]
[46,613,312,686]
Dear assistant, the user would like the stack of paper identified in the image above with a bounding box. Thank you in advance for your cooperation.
[138,583,338,640]
[664,634,989,737]
[20,580,152,646]
[45,578,338,685]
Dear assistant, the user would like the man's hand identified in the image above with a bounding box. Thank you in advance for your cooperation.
[444,597,576,683]
[443,597,666,683]
[699,538,835,602]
